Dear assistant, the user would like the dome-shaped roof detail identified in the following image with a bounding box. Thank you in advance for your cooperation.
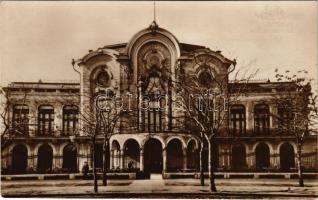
[125,21,181,58]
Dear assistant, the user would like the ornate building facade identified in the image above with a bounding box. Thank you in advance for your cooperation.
[2,22,317,176]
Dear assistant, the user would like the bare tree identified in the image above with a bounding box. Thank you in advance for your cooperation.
[77,98,101,192]
[271,69,318,187]
[173,65,257,192]
[96,90,135,186]
[1,86,29,150]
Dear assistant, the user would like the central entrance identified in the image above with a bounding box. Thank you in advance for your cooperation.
[144,138,163,173]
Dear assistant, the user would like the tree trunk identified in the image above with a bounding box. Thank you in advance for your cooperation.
[297,144,304,187]
[199,142,204,186]
[209,139,217,192]
[92,137,98,192]
[102,138,108,186]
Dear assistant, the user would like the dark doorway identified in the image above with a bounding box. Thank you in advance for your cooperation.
[63,144,77,172]
[255,143,270,170]
[124,139,140,170]
[11,144,28,174]
[280,143,295,171]
[94,144,103,170]
[37,144,53,173]
[167,139,183,172]
[144,138,163,173]
[232,144,246,171]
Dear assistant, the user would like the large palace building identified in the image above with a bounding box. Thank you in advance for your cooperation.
[1,22,317,177]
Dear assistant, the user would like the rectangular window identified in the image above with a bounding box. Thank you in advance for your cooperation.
[38,105,54,135]
[63,106,79,135]
[12,105,29,135]
[230,105,246,135]
[254,104,270,135]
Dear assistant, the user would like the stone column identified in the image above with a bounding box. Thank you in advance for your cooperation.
[53,150,62,170]
[270,144,279,170]
[246,144,254,169]
[183,148,187,170]
[162,148,167,173]
[140,148,144,171]
[27,148,34,169]
[223,145,231,170]
[114,150,119,168]
[119,149,124,169]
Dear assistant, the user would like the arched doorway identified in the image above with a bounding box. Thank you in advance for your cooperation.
[280,143,295,171]
[11,144,28,174]
[187,140,198,170]
[232,144,246,171]
[62,144,77,172]
[167,139,183,172]
[144,138,163,173]
[111,140,120,169]
[37,144,53,173]
[255,143,270,170]
[124,139,140,170]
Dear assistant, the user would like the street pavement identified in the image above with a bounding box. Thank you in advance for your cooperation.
[1,178,318,198]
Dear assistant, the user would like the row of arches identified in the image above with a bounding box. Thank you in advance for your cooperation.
[10,141,296,174]
[111,139,296,172]
[111,138,199,172]
[231,142,295,171]
[11,143,77,174]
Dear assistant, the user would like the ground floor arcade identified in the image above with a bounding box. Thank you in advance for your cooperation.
[1,134,317,175]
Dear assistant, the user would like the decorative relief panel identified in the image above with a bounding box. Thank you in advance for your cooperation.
[137,41,171,85]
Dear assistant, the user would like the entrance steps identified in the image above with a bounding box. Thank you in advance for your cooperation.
[150,173,163,180]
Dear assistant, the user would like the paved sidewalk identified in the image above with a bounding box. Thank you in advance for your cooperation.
[2,178,318,198]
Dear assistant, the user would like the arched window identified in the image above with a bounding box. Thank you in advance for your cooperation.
[96,71,110,87]
[254,104,270,135]
[38,105,54,135]
[230,105,246,135]
[198,70,213,86]
[62,105,79,135]
[12,105,29,135]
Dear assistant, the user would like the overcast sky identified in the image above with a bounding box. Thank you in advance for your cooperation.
[0,1,317,86]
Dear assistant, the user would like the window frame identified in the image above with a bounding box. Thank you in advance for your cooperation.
[62,105,79,136]
[254,104,270,135]
[38,105,54,136]
[230,104,246,135]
